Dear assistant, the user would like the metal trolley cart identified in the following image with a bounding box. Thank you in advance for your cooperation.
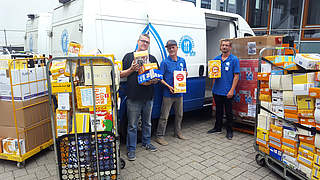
[254,47,320,179]
[46,56,125,180]
[0,55,53,168]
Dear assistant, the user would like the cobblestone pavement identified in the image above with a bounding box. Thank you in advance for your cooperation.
[0,111,282,180]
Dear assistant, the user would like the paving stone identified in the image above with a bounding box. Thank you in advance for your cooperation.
[201,158,218,167]
[188,169,207,179]
[228,167,245,176]
[203,174,221,180]
[189,161,207,170]
[254,167,272,177]
[0,171,14,180]
[148,172,168,180]
[164,161,181,170]
[241,171,263,180]
[176,165,194,175]
[201,165,219,176]
[15,174,38,180]
[220,172,235,180]
[27,165,50,179]
[150,165,168,174]
[214,162,232,171]
[176,173,196,180]
[13,168,28,178]
[162,168,180,179]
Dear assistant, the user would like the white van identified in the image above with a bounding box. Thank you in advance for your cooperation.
[24,13,52,57]
[50,0,254,121]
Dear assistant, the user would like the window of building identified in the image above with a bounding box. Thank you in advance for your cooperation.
[306,0,320,25]
[271,0,302,29]
[248,0,269,28]
[226,0,247,19]
[201,0,211,9]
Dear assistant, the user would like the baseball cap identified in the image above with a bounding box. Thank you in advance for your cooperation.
[165,40,177,47]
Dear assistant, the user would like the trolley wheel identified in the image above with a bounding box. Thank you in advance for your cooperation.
[255,154,265,167]
[17,161,25,168]
[120,158,126,169]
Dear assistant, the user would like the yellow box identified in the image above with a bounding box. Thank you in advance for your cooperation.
[51,82,72,94]
[71,113,90,133]
[299,147,315,160]
[297,154,314,168]
[75,86,111,109]
[256,138,268,147]
[300,142,316,153]
[259,145,269,155]
[293,72,315,84]
[257,72,270,81]
[298,110,315,118]
[259,94,272,102]
[315,154,320,166]
[257,128,269,141]
[138,63,158,75]
[270,124,283,135]
[208,60,221,78]
[67,42,81,56]
[313,164,320,179]
[282,145,297,157]
[297,96,315,110]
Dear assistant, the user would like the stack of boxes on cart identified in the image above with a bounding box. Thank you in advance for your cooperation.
[0,54,51,155]
[256,52,320,179]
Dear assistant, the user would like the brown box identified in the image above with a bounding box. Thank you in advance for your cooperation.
[0,119,52,152]
[0,96,50,128]
[226,35,284,59]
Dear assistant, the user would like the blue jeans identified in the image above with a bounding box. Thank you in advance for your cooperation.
[126,98,153,152]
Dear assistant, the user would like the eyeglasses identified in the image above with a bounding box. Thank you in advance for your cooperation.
[139,40,150,44]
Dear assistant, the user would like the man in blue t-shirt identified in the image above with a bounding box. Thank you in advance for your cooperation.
[207,39,240,140]
[155,40,188,146]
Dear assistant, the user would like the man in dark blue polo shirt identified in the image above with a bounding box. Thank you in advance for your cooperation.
[155,40,188,146]
[207,39,240,140]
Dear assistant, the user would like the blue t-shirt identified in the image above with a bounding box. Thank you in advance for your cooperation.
[212,54,240,96]
[160,56,187,97]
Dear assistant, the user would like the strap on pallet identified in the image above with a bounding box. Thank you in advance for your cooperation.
[259,105,320,135]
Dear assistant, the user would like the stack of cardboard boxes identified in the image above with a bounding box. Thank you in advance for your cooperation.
[0,55,51,155]
[256,53,320,179]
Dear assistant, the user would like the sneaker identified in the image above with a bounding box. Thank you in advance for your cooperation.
[127,151,136,161]
[226,131,233,140]
[175,132,189,140]
[155,137,169,146]
[207,128,222,134]
[143,143,157,152]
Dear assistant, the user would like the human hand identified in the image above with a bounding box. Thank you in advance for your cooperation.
[130,61,139,72]
[227,91,233,99]
[168,86,174,94]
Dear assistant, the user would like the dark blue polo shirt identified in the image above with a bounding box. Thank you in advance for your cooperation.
[212,54,240,96]
[160,56,187,97]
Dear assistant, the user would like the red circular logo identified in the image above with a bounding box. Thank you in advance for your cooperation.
[176,74,184,81]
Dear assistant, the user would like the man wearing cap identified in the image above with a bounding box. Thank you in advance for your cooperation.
[207,39,240,140]
[155,40,188,146]
[120,34,158,161]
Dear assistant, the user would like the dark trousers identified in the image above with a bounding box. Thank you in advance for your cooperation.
[213,94,233,132]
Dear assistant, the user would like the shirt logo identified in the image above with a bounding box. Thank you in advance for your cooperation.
[61,29,69,55]
[179,35,195,56]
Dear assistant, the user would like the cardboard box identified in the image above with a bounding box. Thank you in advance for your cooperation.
[138,63,158,75]
[173,71,187,93]
[272,97,283,106]
[0,119,52,152]
[294,53,320,70]
[283,126,297,140]
[260,88,271,95]
[310,88,320,98]
[316,99,320,108]
[282,153,299,169]
[284,105,298,114]
[270,146,283,161]
[281,74,293,90]
[300,142,316,153]
[2,138,25,155]
[71,113,90,134]
[260,81,269,88]
[282,138,298,150]
[269,75,282,90]
[228,35,283,59]
[271,105,284,118]
[261,63,272,73]
[79,54,114,66]
[294,83,315,96]
[272,90,283,98]
[75,86,111,109]
[271,124,283,135]
[257,72,270,81]
[283,91,297,105]
[293,73,315,84]
[208,60,221,78]
[257,128,269,141]
[284,113,299,123]
[259,145,269,155]
[299,135,315,145]
[258,114,271,130]
[299,147,315,160]
[297,154,314,168]
[282,145,297,157]
[315,154,320,166]
[259,94,271,102]
[299,163,312,179]
[312,164,320,179]
[298,110,315,119]
[256,137,268,147]
[297,96,315,110]
[0,96,49,128]
[84,66,117,86]
[300,118,316,128]
[138,69,163,86]
[56,110,68,137]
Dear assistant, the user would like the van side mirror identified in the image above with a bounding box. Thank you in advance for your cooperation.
[199,65,204,77]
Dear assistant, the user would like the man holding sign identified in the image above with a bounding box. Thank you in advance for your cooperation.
[207,39,240,140]
[155,40,188,146]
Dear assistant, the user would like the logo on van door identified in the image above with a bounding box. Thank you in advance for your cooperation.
[61,29,69,55]
[179,35,195,56]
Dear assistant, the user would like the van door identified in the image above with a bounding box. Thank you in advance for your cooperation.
[204,13,238,105]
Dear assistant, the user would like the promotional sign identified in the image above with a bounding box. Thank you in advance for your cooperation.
[174,71,187,93]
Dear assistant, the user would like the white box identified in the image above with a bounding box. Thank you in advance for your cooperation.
[272,90,283,98]
[272,105,284,118]
[258,114,271,130]
[282,154,299,169]
[270,75,282,90]
[2,138,25,155]
[294,53,320,70]
[298,163,312,179]
[293,83,314,96]
[283,91,297,106]
[261,63,272,73]
[281,74,293,91]
[272,97,284,106]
